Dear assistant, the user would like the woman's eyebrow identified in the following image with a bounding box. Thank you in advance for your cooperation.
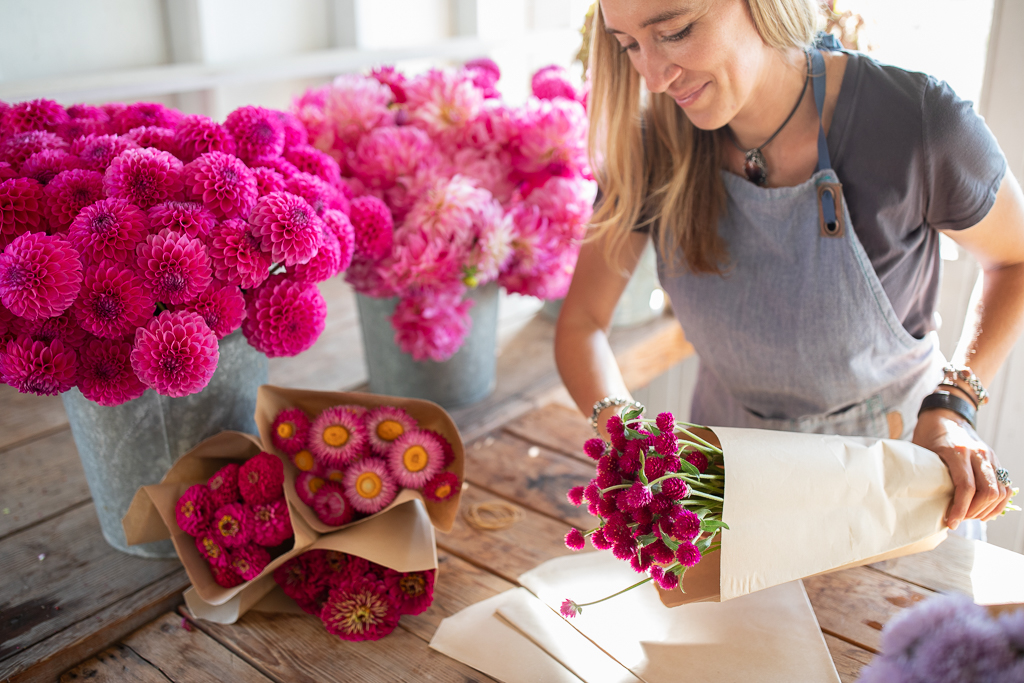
[604,7,693,34]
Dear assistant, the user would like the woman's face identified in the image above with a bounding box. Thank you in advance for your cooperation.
[600,0,770,130]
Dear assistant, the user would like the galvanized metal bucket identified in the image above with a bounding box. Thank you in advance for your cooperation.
[62,330,268,558]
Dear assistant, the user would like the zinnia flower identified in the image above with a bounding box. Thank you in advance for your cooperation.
[111,102,182,134]
[239,451,285,505]
[365,405,417,455]
[343,457,397,515]
[20,149,80,185]
[309,405,367,467]
[207,218,271,289]
[195,532,230,568]
[43,169,105,230]
[295,471,327,506]
[0,232,82,320]
[175,484,213,536]
[313,481,356,526]
[229,543,271,580]
[103,147,184,210]
[273,555,323,613]
[320,576,400,642]
[173,114,237,163]
[176,280,245,339]
[211,502,253,548]
[241,275,326,357]
[385,429,443,489]
[0,335,77,395]
[0,178,46,250]
[250,498,293,546]
[131,309,219,397]
[135,229,213,305]
[271,407,312,456]
[148,201,216,240]
[384,569,435,616]
[76,336,147,406]
[73,263,155,338]
[67,198,150,265]
[248,191,324,266]
[223,106,285,163]
[207,463,240,508]
[422,471,460,502]
[181,151,258,221]
[211,564,245,588]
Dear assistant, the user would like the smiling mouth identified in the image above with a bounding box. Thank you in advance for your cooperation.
[672,82,709,107]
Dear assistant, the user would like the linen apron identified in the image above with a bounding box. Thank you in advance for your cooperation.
[658,49,945,439]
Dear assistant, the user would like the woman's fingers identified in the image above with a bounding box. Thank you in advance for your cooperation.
[938,445,975,530]
[965,448,1004,520]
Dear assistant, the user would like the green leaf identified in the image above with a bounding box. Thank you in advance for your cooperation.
[694,508,711,519]
[649,425,662,437]
[662,535,680,552]
[701,519,730,532]
[623,408,642,422]
[636,533,659,546]
[625,427,646,439]
[677,459,700,477]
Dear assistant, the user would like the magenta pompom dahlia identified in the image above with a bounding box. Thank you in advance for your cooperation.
[223,106,285,163]
[252,166,287,197]
[43,169,105,230]
[0,163,17,182]
[181,151,258,221]
[309,405,367,467]
[285,172,347,217]
[252,156,300,180]
[1,99,69,134]
[73,262,154,338]
[57,114,111,143]
[0,336,77,395]
[212,502,253,548]
[290,225,340,284]
[274,110,309,149]
[208,463,240,508]
[21,149,80,185]
[343,457,397,515]
[175,484,213,536]
[173,114,237,163]
[0,232,82,320]
[135,229,213,305]
[176,280,244,340]
[385,430,443,489]
[0,178,46,250]
[77,337,147,406]
[122,126,178,154]
[296,471,327,507]
[229,543,271,580]
[365,405,416,455]
[322,209,355,272]
[249,191,324,266]
[348,195,393,260]
[1,131,68,170]
[208,218,271,289]
[196,532,230,568]
[313,482,356,527]
[111,102,182,134]
[241,275,326,357]
[239,451,285,505]
[385,569,435,616]
[32,310,88,348]
[104,147,184,210]
[321,576,400,642]
[271,407,311,456]
[283,145,343,189]
[131,309,218,397]
[70,134,138,173]
[148,201,216,240]
[251,498,293,546]
[423,471,460,502]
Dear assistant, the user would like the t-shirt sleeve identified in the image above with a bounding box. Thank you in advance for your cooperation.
[922,77,1006,231]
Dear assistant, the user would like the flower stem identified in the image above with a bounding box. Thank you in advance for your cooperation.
[573,576,653,609]
[599,484,630,495]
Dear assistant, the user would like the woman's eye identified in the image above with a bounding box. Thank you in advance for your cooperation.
[619,40,640,54]
[664,24,693,42]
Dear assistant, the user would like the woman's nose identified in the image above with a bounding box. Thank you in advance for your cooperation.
[636,48,682,94]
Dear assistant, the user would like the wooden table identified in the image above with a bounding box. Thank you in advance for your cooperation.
[2,278,1021,682]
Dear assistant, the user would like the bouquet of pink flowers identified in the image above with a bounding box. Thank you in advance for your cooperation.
[0,98,355,403]
[292,60,596,361]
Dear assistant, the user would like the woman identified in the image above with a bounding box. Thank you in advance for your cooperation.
[554,0,1024,531]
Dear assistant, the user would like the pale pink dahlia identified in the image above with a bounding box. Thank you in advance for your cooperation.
[0,178,46,250]
[248,191,324,266]
[1,99,69,134]
[391,289,472,362]
[271,407,311,456]
[404,68,484,145]
[111,103,182,135]
[343,256,397,298]
[181,151,258,221]
[175,484,213,536]
[173,114,237,163]
[364,405,416,456]
[104,147,184,210]
[43,169,105,230]
[208,218,271,289]
[0,336,77,395]
[323,74,395,149]
[251,498,292,546]
[312,482,356,527]
[0,131,67,170]
[223,106,285,164]
[122,126,178,154]
[175,280,244,339]
[465,57,502,98]
[0,232,82,320]
[348,195,392,261]
[74,262,155,338]
[283,145,343,190]
[531,65,581,102]
[321,209,355,273]
[285,172,347,217]
[241,275,325,356]
[290,226,340,284]
[295,471,327,507]
[251,167,286,197]
[131,309,219,397]
[239,451,285,505]
[348,126,438,191]
[320,576,400,642]
[371,65,408,103]
[513,97,589,178]
[77,336,147,406]
[135,229,212,305]
[21,150,80,185]
[229,543,271,580]
[523,175,597,226]
[147,201,216,240]
[67,198,149,265]
[385,429,443,489]
[70,134,138,173]
[309,405,367,467]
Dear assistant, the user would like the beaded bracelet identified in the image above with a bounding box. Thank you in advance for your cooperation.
[590,397,645,433]
[942,363,989,406]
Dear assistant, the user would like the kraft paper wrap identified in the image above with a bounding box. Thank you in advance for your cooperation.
[255,384,464,534]
[658,427,953,607]
[122,430,319,607]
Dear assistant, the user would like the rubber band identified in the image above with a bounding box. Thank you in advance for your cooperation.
[463,500,523,531]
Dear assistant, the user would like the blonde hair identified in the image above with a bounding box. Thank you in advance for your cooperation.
[588,0,820,275]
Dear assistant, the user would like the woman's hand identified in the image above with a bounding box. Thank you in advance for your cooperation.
[912,407,1014,529]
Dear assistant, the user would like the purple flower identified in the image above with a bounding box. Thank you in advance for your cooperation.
[0,335,77,395]
[655,412,675,432]
[564,528,585,551]
[560,599,580,619]
[671,509,702,541]
[74,262,155,338]
[135,229,213,305]
[566,485,585,506]
[675,541,701,568]
[68,198,150,265]
[77,337,147,406]
[590,528,612,550]
[661,478,689,501]
[583,438,606,460]
[104,147,184,210]
[685,452,708,474]
[622,480,652,511]
[656,570,679,591]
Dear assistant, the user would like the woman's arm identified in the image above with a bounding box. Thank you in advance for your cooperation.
[913,171,1024,528]
[555,229,650,438]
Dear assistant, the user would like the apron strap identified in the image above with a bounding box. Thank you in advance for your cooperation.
[811,49,831,172]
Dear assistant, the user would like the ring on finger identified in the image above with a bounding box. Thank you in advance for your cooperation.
[996,468,1012,486]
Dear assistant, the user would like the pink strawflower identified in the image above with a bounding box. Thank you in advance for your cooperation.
[371,65,409,103]
[212,502,253,548]
[423,429,456,468]
[567,486,585,506]
[111,103,182,134]
[313,481,356,526]
[21,150,80,185]
[321,576,400,642]
[0,336,77,395]
[104,147,184,210]
[285,172,347,217]
[405,68,485,145]
[135,228,212,304]
[148,201,216,240]
[175,484,213,536]
[208,218,271,289]
[229,543,271,580]
[391,289,472,362]
[248,191,324,266]
[195,531,230,568]
[564,528,586,551]
[251,166,287,197]
[0,232,82,320]
[310,405,367,467]
[343,457,397,515]
[239,451,285,504]
[349,126,438,190]
[296,471,327,507]
[73,262,155,338]
[1,131,68,170]
[173,114,237,163]
[176,280,245,339]
[385,429,444,489]
[365,405,417,455]
[271,407,311,456]
[1,99,69,134]
[76,337,147,406]
[676,541,702,568]
[385,569,435,616]
[122,126,178,154]
[223,106,285,163]
[181,151,258,221]
[70,134,138,173]
[284,145,343,189]
[131,309,218,397]
[422,471,460,502]
[322,74,395,149]
[43,169,105,230]
[321,209,354,273]
[291,448,316,473]
[531,65,580,102]
[250,498,292,546]
[560,599,580,619]
[513,96,589,178]
[348,195,392,261]
[0,178,46,250]
[241,275,326,357]
[207,463,240,508]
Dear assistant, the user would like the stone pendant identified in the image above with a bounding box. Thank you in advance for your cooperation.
[744,148,768,186]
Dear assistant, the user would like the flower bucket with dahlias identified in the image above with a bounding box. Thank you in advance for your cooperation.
[559,409,963,615]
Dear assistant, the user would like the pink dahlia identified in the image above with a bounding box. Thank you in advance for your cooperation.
[365,405,416,456]
[285,172,347,217]
[32,310,88,349]
[391,289,472,362]
[131,309,218,397]
[111,103,182,135]
[384,569,435,616]
[513,97,589,178]
[147,201,216,240]
[211,502,253,548]
[343,458,397,515]
[283,145,343,190]
[248,191,324,266]
[1,99,69,134]
[223,106,285,163]
[43,169,105,230]
[70,134,138,173]
[274,110,308,150]
[195,531,231,568]
[290,225,340,284]
[229,543,271,580]
[176,280,244,339]
[343,256,397,299]
[181,151,258,221]
[122,126,178,154]
[371,65,409,103]
[531,65,581,102]
[74,262,154,338]
[0,232,82,320]
[104,147,184,210]
[295,471,327,507]
[349,126,438,191]
[252,156,300,180]
[0,131,68,170]
[239,451,285,505]
[348,195,392,261]
[56,117,111,143]
[0,336,77,395]
[66,104,107,121]
[422,471,461,502]
[77,336,147,406]
[250,498,293,546]
[173,114,237,163]
[0,163,16,181]
[252,166,286,197]
[135,229,213,305]
[208,218,271,289]
[241,275,326,357]
[21,150,80,185]
[271,407,311,456]
[523,175,597,226]
[676,541,702,568]
[385,430,443,489]
[321,209,355,273]
[309,405,367,467]
[67,198,149,266]
[323,74,395,149]
[313,481,356,527]
[404,68,485,145]
[321,576,400,642]
[466,57,502,98]
[175,484,213,536]
[0,178,46,250]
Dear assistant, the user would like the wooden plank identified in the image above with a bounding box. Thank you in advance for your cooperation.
[2,569,189,683]
[0,429,91,540]
[616,319,693,392]
[503,403,594,465]
[804,566,936,653]
[58,643,171,683]
[464,432,598,530]
[824,634,875,683]
[0,384,68,453]
[121,612,273,683]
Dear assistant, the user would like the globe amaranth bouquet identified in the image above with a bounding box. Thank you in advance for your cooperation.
[292,60,596,361]
[0,98,355,403]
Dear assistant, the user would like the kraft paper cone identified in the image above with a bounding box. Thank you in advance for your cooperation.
[657,427,953,607]
[255,384,464,534]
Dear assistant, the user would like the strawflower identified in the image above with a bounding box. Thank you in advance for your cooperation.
[313,481,356,526]
[272,407,312,456]
[365,405,417,455]
[385,429,444,489]
[296,471,327,507]
[422,471,460,502]
[343,457,398,514]
[229,543,271,580]
[310,405,367,467]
